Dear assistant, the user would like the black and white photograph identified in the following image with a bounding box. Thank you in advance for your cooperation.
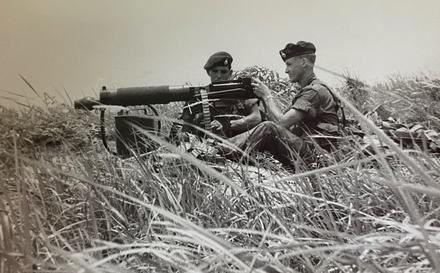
[1,1,440,272]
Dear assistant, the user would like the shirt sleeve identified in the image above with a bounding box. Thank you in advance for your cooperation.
[244,98,259,111]
[290,88,318,112]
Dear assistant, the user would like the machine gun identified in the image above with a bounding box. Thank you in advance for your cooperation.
[74,78,255,157]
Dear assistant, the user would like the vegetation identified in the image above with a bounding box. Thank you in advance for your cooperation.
[1,69,440,273]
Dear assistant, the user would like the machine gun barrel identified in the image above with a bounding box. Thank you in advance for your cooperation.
[100,85,195,106]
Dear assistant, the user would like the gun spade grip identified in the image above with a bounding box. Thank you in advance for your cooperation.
[100,85,194,106]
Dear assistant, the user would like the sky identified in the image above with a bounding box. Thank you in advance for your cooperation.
[1,0,439,106]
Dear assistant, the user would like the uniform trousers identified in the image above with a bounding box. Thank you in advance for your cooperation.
[224,121,314,170]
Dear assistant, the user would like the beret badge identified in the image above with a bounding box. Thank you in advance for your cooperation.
[204,51,233,71]
[280,51,286,59]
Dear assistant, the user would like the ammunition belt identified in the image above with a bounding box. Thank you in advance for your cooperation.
[199,89,212,132]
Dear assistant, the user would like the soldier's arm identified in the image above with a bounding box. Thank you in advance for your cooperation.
[261,96,305,128]
[253,78,306,128]
[230,100,261,131]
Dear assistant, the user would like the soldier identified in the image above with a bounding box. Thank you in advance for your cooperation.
[223,41,341,170]
[180,51,262,138]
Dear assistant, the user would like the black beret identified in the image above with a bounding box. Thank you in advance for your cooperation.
[279,41,316,61]
[204,51,233,71]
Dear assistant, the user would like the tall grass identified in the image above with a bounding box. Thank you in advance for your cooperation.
[1,73,440,273]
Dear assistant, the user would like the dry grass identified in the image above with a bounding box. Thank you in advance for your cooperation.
[1,71,440,273]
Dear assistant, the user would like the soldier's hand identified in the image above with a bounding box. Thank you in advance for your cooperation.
[252,78,272,99]
[229,119,242,130]
[211,120,223,130]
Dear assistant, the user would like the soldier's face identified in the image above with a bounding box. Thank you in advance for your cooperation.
[284,57,303,83]
[208,66,232,83]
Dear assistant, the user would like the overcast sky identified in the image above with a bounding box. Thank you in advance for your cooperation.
[1,0,439,105]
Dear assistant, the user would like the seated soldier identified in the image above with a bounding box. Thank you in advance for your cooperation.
[180,51,262,138]
[222,41,342,170]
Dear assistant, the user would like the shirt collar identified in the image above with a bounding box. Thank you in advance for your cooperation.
[300,72,316,88]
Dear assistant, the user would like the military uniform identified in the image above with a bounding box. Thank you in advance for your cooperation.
[289,74,339,136]
[228,75,339,167]
[180,51,260,138]
[225,41,341,170]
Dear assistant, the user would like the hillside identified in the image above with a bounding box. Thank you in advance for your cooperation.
[1,72,440,273]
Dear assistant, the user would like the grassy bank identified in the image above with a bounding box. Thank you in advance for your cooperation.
[1,73,440,273]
